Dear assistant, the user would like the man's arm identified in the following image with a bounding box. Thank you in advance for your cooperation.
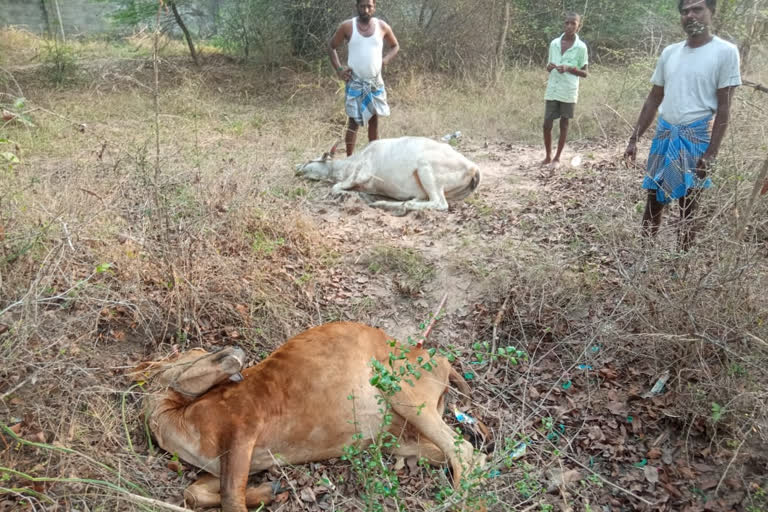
[557,45,587,76]
[381,21,399,65]
[558,64,588,78]
[700,86,736,166]
[624,85,665,163]
[328,21,352,81]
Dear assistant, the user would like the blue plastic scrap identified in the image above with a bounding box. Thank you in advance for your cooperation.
[454,408,477,425]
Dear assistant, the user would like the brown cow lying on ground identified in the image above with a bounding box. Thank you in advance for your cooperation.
[131,322,488,512]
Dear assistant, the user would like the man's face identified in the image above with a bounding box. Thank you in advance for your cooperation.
[564,16,580,36]
[680,0,713,37]
[357,0,376,22]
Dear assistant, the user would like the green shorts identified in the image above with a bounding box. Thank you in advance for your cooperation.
[545,100,575,121]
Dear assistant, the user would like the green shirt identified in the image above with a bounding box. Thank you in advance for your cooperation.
[544,34,588,104]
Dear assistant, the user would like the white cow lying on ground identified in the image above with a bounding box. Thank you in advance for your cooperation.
[296,136,480,215]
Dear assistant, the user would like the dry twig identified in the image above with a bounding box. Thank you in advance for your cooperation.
[491,292,511,356]
[418,292,448,347]
[714,423,752,496]
[743,80,768,94]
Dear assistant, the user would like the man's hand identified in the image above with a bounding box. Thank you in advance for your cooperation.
[556,65,567,74]
[624,139,638,167]
[336,66,352,82]
[547,62,556,72]
[695,155,713,179]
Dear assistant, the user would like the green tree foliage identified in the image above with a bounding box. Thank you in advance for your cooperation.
[94,0,159,29]
[81,0,765,72]
[212,0,287,62]
[283,0,348,59]
[92,0,202,64]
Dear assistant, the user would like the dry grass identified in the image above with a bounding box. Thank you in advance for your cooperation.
[2,30,768,511]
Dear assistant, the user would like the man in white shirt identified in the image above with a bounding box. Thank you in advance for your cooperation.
[625,0,741,251]
[328,0,400,156]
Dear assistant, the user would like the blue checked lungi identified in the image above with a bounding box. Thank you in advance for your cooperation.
[642,116,713,204]
[345,74,390,127]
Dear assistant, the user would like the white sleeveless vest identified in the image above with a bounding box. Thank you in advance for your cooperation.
[347,17,384,81]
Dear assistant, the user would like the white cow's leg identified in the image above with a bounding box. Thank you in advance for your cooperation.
[368,199,408,216]
[329,182,357,199]
[329,166,369,199]
[403,162,449,211]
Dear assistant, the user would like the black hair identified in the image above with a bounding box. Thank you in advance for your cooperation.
[565,12,582,24]
[678,0,716,13]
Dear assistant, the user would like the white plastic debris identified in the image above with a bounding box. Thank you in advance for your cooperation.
[510,441,527,460]
[642,370,671,398]
[441,131,462,142]
[570,154,583,167]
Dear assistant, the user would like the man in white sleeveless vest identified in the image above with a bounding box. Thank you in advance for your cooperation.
[624,0,740,251]
[329,0,400,156]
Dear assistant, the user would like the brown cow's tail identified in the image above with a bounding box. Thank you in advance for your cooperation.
[449,367,491,452]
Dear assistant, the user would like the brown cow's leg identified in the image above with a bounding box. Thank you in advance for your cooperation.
[185,473,278,509]
[184,474,220,508]
[388,437,447,464]
[220,440,256,512]
[391,401,483,486]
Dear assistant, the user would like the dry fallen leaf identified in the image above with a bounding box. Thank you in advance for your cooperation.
[547,468,583,490]
[167,460,184,473]
[28,431,46,444]
[299,486,316,503]
[644,465,659,484]
[605,401,628,416]
[406,455,420,474]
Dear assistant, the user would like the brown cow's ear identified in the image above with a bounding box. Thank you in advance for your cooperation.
[329,141,339,157]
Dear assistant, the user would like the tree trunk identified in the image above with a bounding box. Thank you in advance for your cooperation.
[52,0,65,43]
[736,155,768,241]
[738,0,762,71]
[169,0,200,67]
[39,0,52,38]
[208,0,220,35]
[493,2,511,83]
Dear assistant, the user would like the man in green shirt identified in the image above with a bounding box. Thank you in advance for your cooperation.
[542,13,589,168]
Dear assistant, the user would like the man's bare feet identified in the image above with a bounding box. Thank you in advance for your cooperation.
[540,157,552,167]
[549,159,561,169]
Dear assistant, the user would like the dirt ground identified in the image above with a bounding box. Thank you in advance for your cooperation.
[2,80,767,510]
[247,140,767,512]
[301,142,544,341]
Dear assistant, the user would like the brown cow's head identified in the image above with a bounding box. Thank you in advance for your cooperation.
[130,346,246,397]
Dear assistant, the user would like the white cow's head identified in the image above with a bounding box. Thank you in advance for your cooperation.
[295,141,341,181]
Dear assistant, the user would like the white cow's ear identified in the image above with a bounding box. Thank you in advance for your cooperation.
[321,152,330,161]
